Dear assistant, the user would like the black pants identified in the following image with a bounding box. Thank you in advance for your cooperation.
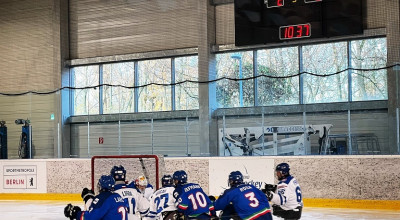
[272,205,302,220]
[220,204,240,220]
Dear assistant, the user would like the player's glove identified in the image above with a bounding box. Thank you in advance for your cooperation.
[64,203,81,219]
[262,184,277,193]
[265,191,274,201]
[81,187,95,203]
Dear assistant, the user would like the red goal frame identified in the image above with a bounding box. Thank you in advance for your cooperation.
[91,155,160,190]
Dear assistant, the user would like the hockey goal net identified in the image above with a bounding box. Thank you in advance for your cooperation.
[91,155,164,192]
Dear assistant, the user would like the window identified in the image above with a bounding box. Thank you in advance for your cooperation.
[257,47,299,105]
[103,62,135,113]
[138,59,172,112]
[351,38,387,101]
[175,56,199,110]
[303,42,348,103]
[71,38,388,116]
[72,65,99,115]
[216,52,254,108]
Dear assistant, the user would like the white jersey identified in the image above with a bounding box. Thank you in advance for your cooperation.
[270,175,303,210]
[145,186,176,220]
[140,185,155,201]
[114,184,150,220]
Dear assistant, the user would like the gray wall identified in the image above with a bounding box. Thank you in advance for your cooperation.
[69,0,201,59]
[0,0,65,159]
[70,119,200,157]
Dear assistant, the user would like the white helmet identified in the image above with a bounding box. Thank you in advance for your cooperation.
[135,175,148,187]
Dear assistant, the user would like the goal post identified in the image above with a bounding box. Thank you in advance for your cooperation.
[91,155,164,192]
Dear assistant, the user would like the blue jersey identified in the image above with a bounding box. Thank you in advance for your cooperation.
[173,183,215,218]
[77,191,129,220]
[214,183,272,220]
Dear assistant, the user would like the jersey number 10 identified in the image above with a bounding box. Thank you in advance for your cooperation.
[188,192,208,210]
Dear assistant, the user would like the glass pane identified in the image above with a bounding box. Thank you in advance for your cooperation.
[175,56,199,110]
[103,62,135,113]
[138,59,172,112]
[351,38,387,101]
[257,47,299,105]
[303,42,348,103]
[350,109,388,155]
[73,65,99,115]
[305,110,348,155]
[219,112,309,156]
[216,51,254,108]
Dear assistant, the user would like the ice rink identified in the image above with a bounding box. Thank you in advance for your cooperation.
[1,200,400,220]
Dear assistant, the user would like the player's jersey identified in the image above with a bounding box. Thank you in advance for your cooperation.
[146,186,177,219]
[214,183,272,220]
[114,184,150,220]
[76,191,129,220]
[128,182,154,200]
[173,183,215,218]
[270,175,303,210]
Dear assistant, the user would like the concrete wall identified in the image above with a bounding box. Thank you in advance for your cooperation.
[2,156,399,201]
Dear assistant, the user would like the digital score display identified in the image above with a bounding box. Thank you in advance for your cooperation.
[279,24,311,40]
[234,0,364,46]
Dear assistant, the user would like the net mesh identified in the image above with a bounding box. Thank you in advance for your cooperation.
[91,155,165,193]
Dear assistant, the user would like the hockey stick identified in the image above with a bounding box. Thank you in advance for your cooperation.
[139,158,150,182]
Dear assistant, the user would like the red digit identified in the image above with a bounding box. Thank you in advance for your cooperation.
[288,26,294,38]
[278,0,283,6]
[296,25,302,37]
[304,24,310,36]
[284,27,288,38]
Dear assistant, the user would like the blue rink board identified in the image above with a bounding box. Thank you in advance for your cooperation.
[0,200,399,220]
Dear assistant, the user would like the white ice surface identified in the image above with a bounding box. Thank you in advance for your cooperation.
[1,200,400,220]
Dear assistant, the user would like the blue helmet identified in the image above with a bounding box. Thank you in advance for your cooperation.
[98,175,115,191]
[173,170,187,184]
[276,163,290,179]
[110,165,126,182]
[229,171,244,186]
[162,175,173,187]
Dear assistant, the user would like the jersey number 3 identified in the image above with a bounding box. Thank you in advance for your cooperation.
[245,192,259,207]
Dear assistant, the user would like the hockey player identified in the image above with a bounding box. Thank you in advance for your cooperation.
[64,175,129,220]
[129,175,154,200]
[264,162,303,220]
[172,170,215,219]
[111,165,150,220]
[214,171,273,220]
[145,174,178,220]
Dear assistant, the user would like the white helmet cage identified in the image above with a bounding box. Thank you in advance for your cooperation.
[136,175,148,186]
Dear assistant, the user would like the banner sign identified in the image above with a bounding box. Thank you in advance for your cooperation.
[0,161,47,193]
[208,157,275,196]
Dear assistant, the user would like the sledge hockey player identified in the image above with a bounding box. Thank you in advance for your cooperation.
[111,165,150,220]
[214,171,273,220]
[64,175,129,220]
[263,162,303,220]
[145,174,178,220]
[128,175,154,201]
[172,170,215,219]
